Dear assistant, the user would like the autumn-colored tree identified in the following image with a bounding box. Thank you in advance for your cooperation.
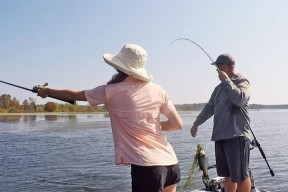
[11,97,20,109]
[21,97,36,111]
[22,99,29,110]
[0,95,21,112]
[44,102,57,112]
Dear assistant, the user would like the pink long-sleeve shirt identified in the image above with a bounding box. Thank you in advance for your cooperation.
[85,81,179,166]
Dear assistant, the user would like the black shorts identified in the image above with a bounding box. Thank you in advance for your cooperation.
[215,137,250,182]
[131,163,181,192]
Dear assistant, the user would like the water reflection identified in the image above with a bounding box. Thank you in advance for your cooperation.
[23,115,37,122]
[87,113,109,119]
[0,114,103,124]
[68,114,77,122]
[44,114,78,122]
[0,115,22,123]
[44,115,59,121]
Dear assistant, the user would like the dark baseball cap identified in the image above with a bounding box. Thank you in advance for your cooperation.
[212,53,235,66]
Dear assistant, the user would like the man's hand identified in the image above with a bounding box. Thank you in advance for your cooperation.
[217,70,229,81]
[190,125,198,137]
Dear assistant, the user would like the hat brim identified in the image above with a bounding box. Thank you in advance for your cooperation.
[103,54,153,82]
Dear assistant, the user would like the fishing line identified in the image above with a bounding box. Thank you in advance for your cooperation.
[169,38,274,177]
[169,38,220,72]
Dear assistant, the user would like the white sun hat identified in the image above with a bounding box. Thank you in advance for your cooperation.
[103,44,153,82]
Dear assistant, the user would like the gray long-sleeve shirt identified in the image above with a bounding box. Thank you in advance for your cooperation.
[194,73,253,141]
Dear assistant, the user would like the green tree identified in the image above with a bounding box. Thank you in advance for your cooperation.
[0,94,11,109]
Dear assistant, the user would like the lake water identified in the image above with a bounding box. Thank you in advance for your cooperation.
[0,111,287,192]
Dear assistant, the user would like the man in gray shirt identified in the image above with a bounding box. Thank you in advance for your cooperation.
[190,53,252,192]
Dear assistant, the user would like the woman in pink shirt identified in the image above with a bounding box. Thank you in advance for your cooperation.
[37,43,183,192]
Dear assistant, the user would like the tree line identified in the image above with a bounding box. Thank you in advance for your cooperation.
[0,94,105,113]
[1,94,287,113]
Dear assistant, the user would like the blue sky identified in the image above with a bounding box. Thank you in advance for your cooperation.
[1,0,288,105]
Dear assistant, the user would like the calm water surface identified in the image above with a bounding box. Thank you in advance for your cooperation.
[0,111,287,192]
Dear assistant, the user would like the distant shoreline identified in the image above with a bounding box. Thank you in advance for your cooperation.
[174,103,288,111]
[1,108,288,115]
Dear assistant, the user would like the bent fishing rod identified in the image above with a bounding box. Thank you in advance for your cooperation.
[170,38,274,177]
[0,80,76,105]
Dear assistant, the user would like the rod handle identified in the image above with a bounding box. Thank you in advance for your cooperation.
[270,169,275,177]
[255,140,266,159]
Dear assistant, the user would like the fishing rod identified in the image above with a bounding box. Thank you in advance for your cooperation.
[170,38,214,63]
[0,80,76,105]
[170,37,274,177]
[239,107,275,176]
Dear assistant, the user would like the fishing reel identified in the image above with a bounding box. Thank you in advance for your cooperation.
[32,83,48,93]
